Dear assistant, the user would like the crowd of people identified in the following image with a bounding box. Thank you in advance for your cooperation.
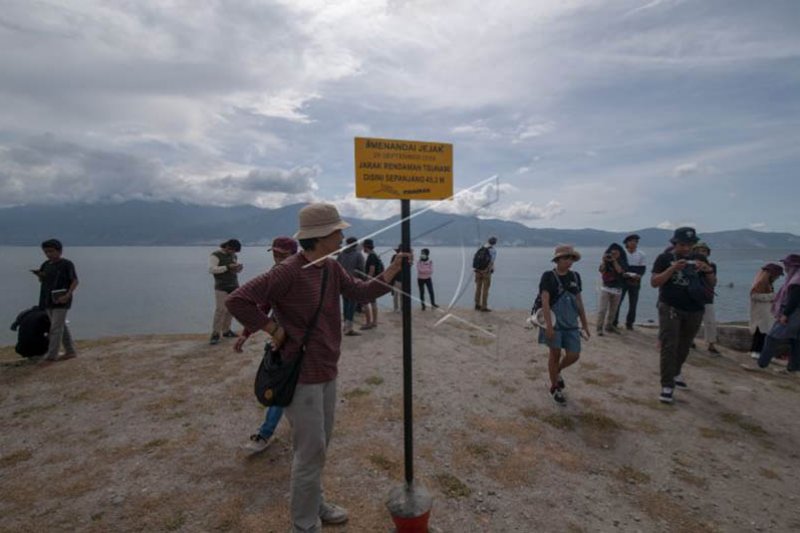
[14,205,800,532]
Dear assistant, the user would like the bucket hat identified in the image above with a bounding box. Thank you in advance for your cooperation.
[294,203,350,240]
[669,227,699,245]
[552,244,581,262]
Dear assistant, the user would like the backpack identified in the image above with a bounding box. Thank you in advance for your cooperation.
[11,307,51,358]
[531,270,574,315]
[472,246,492,270]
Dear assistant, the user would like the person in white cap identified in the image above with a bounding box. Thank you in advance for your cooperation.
[226,203,409,533]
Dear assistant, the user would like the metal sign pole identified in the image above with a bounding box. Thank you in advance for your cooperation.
[401,198,413,484]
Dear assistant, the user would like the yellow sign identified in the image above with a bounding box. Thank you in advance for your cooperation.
[354,137,453,200]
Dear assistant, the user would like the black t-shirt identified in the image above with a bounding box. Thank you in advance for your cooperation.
[365,252,383,278]
[539,270,582,304]
[38,258,78,309]
[652,252,708,312]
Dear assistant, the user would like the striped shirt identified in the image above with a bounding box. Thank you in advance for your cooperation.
[226,253,391,384]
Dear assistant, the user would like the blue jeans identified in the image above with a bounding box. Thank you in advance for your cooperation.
[342,298,356,323]
[258,406,284,438]
[758,337,799,371]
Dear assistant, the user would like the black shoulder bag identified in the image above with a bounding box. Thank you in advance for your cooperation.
[254,265,329,407]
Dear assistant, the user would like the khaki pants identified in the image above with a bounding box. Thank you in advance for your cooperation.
[474,271,492,309]
[212,290,233,334]
[46,308,76,360]
[285,380,337,532]
[703,303,718,343]
[597,290,622,331]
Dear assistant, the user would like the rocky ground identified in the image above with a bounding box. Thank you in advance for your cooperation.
[1,309,799,532]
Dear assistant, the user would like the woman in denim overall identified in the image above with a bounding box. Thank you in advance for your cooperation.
[538,245,591,406]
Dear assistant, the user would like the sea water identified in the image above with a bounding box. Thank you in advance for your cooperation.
[0,246,793,344]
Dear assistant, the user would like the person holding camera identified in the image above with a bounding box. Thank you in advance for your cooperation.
[596,243,627,335]
[614,234,647,330]
[209,238,243,345]
[651,227,716,404]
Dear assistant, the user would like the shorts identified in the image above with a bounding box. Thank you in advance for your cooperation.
[538,328,581,353]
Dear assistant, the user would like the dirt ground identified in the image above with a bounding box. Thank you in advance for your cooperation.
[1,309,799,532]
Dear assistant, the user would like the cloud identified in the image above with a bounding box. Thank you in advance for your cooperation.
[499,200,565,222]
[216,167,320,194]
[749,222,767,230]
[672,162,717,178]
[656,220,698,230]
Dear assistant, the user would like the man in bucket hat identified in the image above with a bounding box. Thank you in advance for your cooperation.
[651,227,716,404]
[226,203,409,532]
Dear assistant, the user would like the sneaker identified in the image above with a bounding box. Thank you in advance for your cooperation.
[625,324,634,331]
[750,352,761,360]
[209,333,221,345]
[57,352,77,361]
[674,375,688,389]
[344,330,361,336]
[741,362,767,372]
[319,502,349,524]
[605,326,621,335]
[475,304,481,310]
[245,434,272,452]
[556,375,565,391]
[551,388,566,406]
[597,329,604,337]
[222,330,237,338]
[659,387,674,404]
[708,344,720,355]
[480,308,492,312]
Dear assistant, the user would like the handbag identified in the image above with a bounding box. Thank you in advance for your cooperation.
[254,266,328,407]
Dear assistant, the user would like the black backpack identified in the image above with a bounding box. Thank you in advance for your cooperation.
[472,246,492,270]
[369,253,384,276]
[11,307,51,358]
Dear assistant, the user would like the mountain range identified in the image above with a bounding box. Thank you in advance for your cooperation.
[1,201,799,249]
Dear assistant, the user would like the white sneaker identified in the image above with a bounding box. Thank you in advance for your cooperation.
[319,502,348,524]
[245,434,271,452]
[750,352,760,360]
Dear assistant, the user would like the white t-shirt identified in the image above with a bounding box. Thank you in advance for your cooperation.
[626,249,647,267]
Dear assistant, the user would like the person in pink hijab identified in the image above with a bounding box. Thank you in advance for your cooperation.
[748,263,784,359]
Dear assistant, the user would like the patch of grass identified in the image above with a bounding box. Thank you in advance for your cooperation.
[143,438,169,451]
[163,511,185,531]
[465,443,492,459]
[368,453,397,473]
[759,467,781,480]
[698,427,731,440]
[0,449,32,468]
[673,468,708,488]
[575,411,621,432]
[614,465,651,485]
[719,412,769,437]
[343,387,370,400]
[435,472,472,499]
[541,413,575,431]
[365,375,384,386]
[12,402,58,418]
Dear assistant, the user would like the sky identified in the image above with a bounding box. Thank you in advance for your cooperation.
[1,0,798,233]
